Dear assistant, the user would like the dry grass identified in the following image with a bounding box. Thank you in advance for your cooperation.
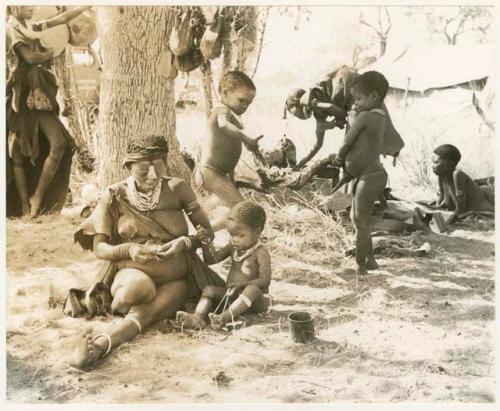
[6,78,496,403]
[6,198,495,403]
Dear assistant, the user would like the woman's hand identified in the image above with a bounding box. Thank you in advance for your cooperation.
[128,244,158,264]
[156,237,187,259]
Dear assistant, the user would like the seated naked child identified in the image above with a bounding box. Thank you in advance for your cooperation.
[331,71,390,275]
[192,70,263,208]
[431,144,494,222]
[176,201,271,330]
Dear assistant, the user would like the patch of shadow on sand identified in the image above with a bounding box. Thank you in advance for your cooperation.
[421,231,494,260]
[7,352,76,403]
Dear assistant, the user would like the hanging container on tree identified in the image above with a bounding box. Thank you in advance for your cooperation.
[169,8,193,56]
[157,48,178,79]
[174,48,203,72]
[200,9,223,59]
[31,6,69,57]
[67,7,97,47]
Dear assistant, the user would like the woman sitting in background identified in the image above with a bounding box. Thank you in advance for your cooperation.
[431,144,494,222]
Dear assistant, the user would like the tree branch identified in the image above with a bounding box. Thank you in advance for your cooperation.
[360,17,381,34]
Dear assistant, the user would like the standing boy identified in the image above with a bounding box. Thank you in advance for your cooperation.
[332,71,390,275]
[193,71,263,207]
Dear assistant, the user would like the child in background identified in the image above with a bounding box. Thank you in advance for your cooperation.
[176,201,271,330]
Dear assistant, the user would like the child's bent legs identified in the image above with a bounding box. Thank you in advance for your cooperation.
[210,285,267,329]
[351,170,387,272]
[198,166,243,208]
[176,285,226,329]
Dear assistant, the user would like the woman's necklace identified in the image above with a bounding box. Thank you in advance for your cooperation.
[125,176,162,211]
[232,241,262,262]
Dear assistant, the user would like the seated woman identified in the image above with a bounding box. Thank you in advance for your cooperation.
[431,144,494,223]
[6,6,90,217]
[67,135,224,369]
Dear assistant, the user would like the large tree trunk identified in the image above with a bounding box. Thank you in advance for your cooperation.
[96,6,189,188]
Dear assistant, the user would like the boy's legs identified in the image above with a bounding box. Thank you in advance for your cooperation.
[351,169,387,274]
[197,165,243,208]
[209,284,266,330]
[194,165,244,231]
[176,285,226,329]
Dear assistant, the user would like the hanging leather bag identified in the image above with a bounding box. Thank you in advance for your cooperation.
[169,9,193,56]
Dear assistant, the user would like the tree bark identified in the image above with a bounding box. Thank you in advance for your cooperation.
[96,6,189,188]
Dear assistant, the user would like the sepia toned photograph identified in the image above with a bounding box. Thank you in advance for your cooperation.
[3,1,496,406]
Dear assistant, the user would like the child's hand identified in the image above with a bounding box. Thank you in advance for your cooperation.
[196,225,214,244]
[347,110,357,127]
[245,135,264,152]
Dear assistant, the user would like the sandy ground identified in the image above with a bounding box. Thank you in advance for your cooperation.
[5,201,495,404]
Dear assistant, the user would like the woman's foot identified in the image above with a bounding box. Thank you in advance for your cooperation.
[357,265,369,276]
[208,312,230,330]
[68,329,107,369]
[366,258,379,270]
[176,311,206,329]
[21,202,31,216]
[29,195,42,218]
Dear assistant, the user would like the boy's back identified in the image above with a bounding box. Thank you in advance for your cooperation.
[344,109,385,177]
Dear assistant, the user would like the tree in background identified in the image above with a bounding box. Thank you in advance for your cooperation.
[417,6,493,45]
[359,7,392,57]
[199,5,271,119]
[96,6,190,188]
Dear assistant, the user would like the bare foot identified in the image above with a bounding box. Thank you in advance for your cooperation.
[366,259,379,270]
[357,266,368,276]
[68,329,107,370]
[29,196,42,218]
[209,312,230,330]
[21,202,31,216]
[176,311,206,329]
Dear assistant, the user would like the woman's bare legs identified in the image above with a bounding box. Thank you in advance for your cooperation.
[11,145,30,216]
[110,268,157,315]
[29,112,67,217]
[68,278,188,369]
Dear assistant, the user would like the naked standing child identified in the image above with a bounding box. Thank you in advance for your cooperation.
[192,71,263,208]
[332,71,390,275]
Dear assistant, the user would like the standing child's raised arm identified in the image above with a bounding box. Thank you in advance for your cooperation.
[217,113,262,152]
